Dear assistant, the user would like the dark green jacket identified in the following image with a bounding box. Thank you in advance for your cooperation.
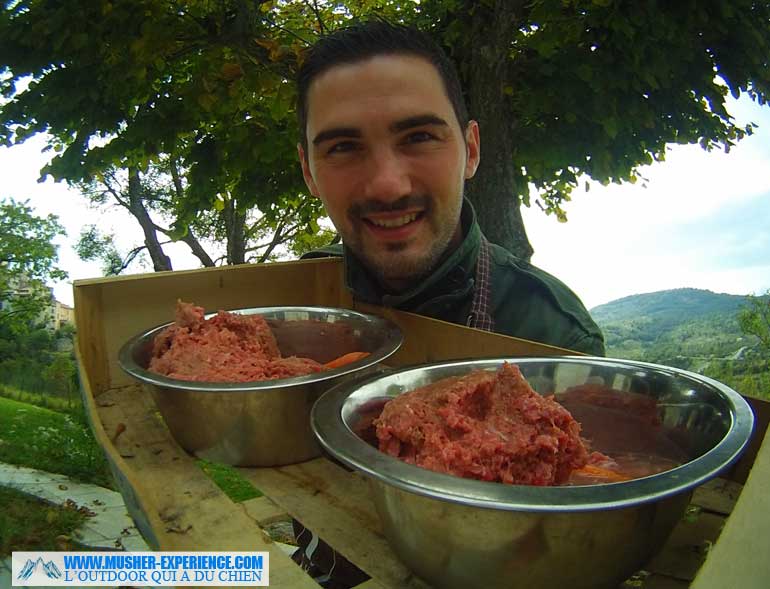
[303,201,605,355]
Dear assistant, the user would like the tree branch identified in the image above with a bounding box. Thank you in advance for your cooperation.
[304,0,327,34]
[257,220,287,262]
[262,15,313,46]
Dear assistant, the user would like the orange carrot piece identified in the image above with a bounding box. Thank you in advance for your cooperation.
[324,351,371,369]
[573,464,632,483]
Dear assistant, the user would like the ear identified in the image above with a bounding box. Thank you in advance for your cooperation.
[298,143,320,197]
[464,120,481,179]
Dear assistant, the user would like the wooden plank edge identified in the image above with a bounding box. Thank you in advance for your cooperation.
[76,346,167,549]
[73,284,110,396]
[690,426,770,589]
[95,384,321,588]
[71,256,342,287]
[354,303,580,368]
[241,496,290,527]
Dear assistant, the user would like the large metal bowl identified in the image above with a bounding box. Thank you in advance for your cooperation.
[118,306,402,466]
[312,357,754,589]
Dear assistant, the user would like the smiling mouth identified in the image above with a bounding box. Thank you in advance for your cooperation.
[364,212,422,229]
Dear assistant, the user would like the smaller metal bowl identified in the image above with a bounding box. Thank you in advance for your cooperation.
[312,357,754,589]
[118,306,402,466]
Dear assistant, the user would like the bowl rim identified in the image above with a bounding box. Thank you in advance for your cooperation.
[118,305,404,391]
[311,356,755,513]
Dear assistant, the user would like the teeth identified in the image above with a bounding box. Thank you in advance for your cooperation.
[370,213,418,228]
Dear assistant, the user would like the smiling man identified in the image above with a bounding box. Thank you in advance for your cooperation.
[297,20,604,360]
[293,22,604,585]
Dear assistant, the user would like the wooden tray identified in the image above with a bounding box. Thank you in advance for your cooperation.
[74,259,770,588]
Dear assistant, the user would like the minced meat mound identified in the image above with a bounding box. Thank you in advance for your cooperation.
[374,362,589,486]
[148,301,324,382]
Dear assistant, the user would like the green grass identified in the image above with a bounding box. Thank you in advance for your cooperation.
[0,393,260,503]
[0,396,113,488]
[0,487,88,556]
[0,384,74,413]
[197,459,262,502]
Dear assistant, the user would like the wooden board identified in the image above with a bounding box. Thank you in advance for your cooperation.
[691,427,770,589]
[354,303,577,366]
[242,459,430,589]
[72,259,770,588]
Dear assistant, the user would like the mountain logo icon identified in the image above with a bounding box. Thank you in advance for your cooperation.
[17,557,62,580]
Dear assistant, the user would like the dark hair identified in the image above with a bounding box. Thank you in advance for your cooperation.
[296,19,469,149]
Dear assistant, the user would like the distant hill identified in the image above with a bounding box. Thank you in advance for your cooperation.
[590,288,759,364]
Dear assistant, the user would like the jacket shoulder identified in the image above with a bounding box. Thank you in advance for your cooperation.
[300,243,344,259]
[488,244,606,355]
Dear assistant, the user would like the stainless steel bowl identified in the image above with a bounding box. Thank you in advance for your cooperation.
[312,357,754,589]
[119,306,402,466]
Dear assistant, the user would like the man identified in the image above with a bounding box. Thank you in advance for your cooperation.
[297,19,605,356]
[292,19,605,587]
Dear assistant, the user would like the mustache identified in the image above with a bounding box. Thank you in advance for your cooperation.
[349,195,430,217]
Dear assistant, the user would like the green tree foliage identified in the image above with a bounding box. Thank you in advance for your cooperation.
[0,325,51,394]
[0,0,336,269]
[2,1,769,260]
[704,358,770,400]
[75,225,127,276]
[594,288,770,400]
[0,198,66,330]
[0,322,78,402]
[42,352,77,404]
[288,223,338,258]
[1,0,304,197]
[415,0,770,257]
[739,290,770,352]
[730,290,770,398]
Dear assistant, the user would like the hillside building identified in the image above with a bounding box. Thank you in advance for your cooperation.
[0,274,73,331]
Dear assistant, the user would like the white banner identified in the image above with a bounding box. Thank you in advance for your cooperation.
[11,551,269,586]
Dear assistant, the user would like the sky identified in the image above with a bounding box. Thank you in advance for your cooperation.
[2,96,769,311]
[521,95,770,308]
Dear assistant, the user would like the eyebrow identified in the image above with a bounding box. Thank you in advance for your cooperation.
[312,127,361,146]
[311,114,450,146]
[390,114,449,133]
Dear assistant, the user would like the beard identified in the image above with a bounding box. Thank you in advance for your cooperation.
[342,194,463,292]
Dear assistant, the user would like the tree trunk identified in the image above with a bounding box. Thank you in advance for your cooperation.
[127,167,173,271]
[223,198,247,265]
[179,232,216,267]
[459,0,534,262]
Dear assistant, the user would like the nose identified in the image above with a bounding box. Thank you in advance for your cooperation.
[362,147,413,201]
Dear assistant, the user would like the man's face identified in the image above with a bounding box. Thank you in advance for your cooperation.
[298,54,480,291]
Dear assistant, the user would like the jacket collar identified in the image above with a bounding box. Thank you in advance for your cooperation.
[343,199,482,310]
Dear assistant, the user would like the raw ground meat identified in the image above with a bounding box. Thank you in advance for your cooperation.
[374,363,589,486]
[148,301,324,382]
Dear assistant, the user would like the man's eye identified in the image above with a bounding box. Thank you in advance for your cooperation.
[327,141,358,154]
[403,131,434,144]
